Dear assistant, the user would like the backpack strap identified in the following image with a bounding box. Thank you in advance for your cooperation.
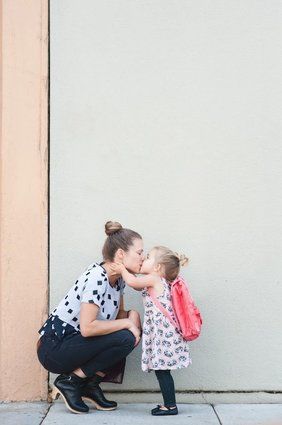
[147,287,179,330]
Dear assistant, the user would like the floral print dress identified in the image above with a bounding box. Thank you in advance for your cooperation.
[141,278,192,372]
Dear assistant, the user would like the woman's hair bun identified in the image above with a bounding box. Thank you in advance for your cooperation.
[105,221,123,236]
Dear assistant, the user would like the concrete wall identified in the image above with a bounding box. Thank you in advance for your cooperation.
[0,0,48,401]
[50,0,282,393]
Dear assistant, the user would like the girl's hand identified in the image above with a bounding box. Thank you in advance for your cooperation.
[110,262,125,274]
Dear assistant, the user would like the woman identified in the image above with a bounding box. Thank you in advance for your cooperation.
[37,221,144,414]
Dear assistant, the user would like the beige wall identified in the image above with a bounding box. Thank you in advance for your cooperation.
[0,0,48,401]
[50,0,282,397]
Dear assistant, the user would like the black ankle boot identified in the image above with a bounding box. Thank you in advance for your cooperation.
[52,373,89,414]
[81,374,117,411]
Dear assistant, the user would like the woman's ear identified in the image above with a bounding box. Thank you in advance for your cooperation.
[115,248,124,262]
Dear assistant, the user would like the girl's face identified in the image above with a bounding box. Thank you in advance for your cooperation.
[140,249,158,274]
[120,238,145,274]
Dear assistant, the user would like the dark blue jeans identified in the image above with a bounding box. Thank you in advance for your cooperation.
[37,329,135,378]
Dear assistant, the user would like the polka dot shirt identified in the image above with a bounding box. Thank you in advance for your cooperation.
[39,262,125,339]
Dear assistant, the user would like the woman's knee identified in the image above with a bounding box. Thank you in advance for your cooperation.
[128,309,141,328]
[128,309,140,317]
[128,309,140,321]
[118,329,136,349]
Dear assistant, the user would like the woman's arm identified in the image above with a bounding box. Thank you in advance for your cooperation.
[80,302,131,338]
[128,309,142,331]
[116,296,128,319]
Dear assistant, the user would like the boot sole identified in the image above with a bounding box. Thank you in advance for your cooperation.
[51,386,89,414]
[82,396,117,411]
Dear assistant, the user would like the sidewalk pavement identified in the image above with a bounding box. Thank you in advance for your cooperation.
[1,401,282,425]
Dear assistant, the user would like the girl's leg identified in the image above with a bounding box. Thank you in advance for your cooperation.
[154,369,176,408]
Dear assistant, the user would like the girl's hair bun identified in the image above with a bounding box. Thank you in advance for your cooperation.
[179,254,189,267]
[105,221,123,236]
[175,252,189,267]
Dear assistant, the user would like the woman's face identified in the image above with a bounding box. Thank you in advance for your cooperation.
[121,238,144,273]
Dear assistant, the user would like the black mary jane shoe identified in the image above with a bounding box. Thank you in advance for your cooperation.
[81,374,117,411]
[51,373,89,414]
[151,404,178,416]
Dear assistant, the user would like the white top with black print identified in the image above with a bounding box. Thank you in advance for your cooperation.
[39,262,125,337]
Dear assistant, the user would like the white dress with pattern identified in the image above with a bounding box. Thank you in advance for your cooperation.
[141,278,192,372]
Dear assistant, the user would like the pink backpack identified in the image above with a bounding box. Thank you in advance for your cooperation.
[148,276,202,341]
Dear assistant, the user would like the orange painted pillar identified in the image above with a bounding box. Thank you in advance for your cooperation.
[0,0,49,401]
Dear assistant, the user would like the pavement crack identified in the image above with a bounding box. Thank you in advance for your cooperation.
[39,403,52,425]
[201,392,209,403]
[212,404,223,425]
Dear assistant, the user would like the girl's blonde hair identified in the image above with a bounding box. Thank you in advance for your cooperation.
[153,246,189,282]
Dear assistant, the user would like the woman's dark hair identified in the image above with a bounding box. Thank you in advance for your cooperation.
[102,221,142,261]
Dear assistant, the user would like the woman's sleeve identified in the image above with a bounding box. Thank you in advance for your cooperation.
[81,270,107,307]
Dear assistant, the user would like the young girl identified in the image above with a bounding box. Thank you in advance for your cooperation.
[111,246,191,416]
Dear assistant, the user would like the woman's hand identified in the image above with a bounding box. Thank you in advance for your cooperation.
[128,310,142,347]
[128,322,141,347]
[128,309,142,332]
